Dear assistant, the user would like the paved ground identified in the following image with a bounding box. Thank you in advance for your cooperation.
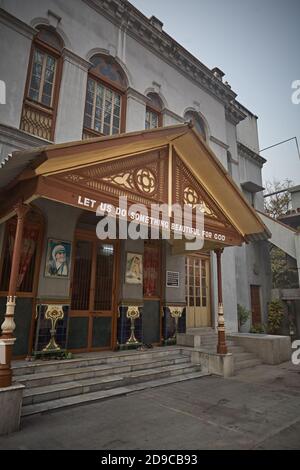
[0,361,300,450]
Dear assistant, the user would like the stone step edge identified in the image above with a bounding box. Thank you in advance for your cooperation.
[233,354,260,362]
[21,371,210,417]
[234,359,262,370]
[13,347,186,373]
[14,356,191,384]
[13,352,190,378]
[22,364,201,399]
[21,362,198,392]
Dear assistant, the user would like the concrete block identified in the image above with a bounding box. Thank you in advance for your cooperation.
[177,333,201,348]
[0,383,24,435]
[190,350,234,377]
[227,333,292,365]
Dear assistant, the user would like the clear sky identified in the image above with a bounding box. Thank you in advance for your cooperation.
[130,0,300,186]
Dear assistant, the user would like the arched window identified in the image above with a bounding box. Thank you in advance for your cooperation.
[20,26,64,141]
[184,110,207,141]
[83,54,127,139]
[145,92,163,130]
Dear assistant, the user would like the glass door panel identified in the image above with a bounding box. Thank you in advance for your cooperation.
[94,243,114,311]
[71,240,93,311]
[70,235,117,351]
[185,256,211,327]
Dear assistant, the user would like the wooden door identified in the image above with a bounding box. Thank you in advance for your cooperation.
[185,255,211,328]
[250,285,261,325]
[143,240,162,345]
[70,230,118,351]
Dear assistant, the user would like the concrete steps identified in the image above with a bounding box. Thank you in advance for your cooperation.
[15,355,190,388]
[21,371,208,417]
[234,358,262,371]
[13,348,209,417]
[227,345,245,354]
[186,328,263,373]
[12,348,186,377]
[21,362,197,406]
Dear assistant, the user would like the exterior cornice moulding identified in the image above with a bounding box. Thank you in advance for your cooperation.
[0,8,37,39]
[82,0,238,107]
[62,48,92,71]
[162,108,185,123]
[126,87,147,106]
[209,135,229,150]
[235,100,258,119]
[237,141,267,167]
[0,123,51,150]
[225,101,246,125]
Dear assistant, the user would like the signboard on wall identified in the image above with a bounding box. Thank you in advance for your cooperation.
[166,271,180,288]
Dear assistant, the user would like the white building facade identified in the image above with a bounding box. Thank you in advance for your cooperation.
[0,0,271,355]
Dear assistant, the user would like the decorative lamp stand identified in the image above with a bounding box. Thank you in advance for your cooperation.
[32,304,69,359]
[126,306,141,346]
[117,305,143,350]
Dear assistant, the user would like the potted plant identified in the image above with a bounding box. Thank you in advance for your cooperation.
[250,323,266,334]
[237,304,250,332]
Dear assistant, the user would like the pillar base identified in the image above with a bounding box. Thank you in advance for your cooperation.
[0,338,15,388]
[191,350,234,378]
[217,344,228,355]
[0,367,13,388]
[0,383,24,435]
[217,329,227,355]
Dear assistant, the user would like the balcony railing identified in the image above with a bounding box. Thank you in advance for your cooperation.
[20,100,53,141]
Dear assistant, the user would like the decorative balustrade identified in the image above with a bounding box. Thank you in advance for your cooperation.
[20,100,53,141]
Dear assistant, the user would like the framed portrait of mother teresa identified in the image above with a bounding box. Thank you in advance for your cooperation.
[44,238,72,278]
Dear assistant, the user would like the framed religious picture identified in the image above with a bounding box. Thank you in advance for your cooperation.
[44,239,72,278]
[125,253,143,284]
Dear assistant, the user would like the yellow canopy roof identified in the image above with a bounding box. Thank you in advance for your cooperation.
[6,123,270,241]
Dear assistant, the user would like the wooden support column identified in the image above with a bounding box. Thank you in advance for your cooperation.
[0,202,29,387]
[214,248,228,355]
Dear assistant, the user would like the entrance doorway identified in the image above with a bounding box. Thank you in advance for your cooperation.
[69,228,118,352]
[250,285,262,325]
[185,255,211,328]
[142,240,162,345]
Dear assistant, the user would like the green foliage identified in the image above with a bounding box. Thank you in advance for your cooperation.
[60,351,74,360]
[270,246,298,289]
[250,323,266,334]
[237,304,250,330]
[268,299,284,334]
[264,180,298,290]
[264,179,293,219]
[270,246,288,288]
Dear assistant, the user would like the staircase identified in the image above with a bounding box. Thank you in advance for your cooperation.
[12,347,208,417]
[187,328,262,371]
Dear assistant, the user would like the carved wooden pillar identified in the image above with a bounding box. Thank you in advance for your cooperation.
[0,203,29,387]
[214,248,228,355]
